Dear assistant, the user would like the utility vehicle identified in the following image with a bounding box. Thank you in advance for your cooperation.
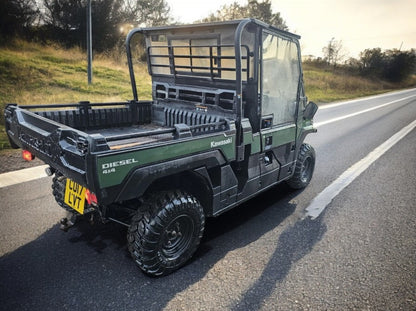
[5,19,318,276]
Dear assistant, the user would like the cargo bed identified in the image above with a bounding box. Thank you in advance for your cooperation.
[6,100,230,152]
[86,124,174,150]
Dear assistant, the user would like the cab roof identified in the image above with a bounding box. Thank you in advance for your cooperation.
[138,18,301,40]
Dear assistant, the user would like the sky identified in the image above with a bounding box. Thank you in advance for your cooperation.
[167,0,416,59]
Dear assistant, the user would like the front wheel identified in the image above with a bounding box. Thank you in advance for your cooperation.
[286,143,316,189]
[127,190,205,276]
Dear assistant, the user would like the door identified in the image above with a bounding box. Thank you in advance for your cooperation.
[260,31,301,182]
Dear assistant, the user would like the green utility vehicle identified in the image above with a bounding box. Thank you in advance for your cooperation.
[5,19,317,276]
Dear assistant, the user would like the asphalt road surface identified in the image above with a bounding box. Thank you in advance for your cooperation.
[1,89,415,310]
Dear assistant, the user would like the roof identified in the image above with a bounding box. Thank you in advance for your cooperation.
[137,18,301,40]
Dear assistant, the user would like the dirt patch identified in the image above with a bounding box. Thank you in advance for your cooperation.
[0,149,45,174]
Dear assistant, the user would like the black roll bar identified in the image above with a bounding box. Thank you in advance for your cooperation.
[233,18,252,153]
[126,28,143,101]
[125,19,254,161]
[126,19,254,103]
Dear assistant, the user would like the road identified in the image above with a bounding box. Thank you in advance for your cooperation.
[1,89,415,310]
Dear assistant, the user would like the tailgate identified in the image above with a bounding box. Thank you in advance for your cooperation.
[5,104,93,188]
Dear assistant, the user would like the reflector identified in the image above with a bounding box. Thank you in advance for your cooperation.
[85,189,98,205]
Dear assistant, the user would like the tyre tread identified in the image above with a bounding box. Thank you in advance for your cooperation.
[287,143,316,189]
[127,190,205,276]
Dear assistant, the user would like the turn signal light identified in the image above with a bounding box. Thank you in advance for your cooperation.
[22,150,35,161]
[85,189,98,206]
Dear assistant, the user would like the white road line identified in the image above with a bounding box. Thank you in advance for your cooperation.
[0,165,49,189]
[306,119,416,219]
[319,88,416,110]
[315,94,416,128]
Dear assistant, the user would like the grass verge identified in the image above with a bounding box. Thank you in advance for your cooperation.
[0,40,151,149]
[0,39,151,114]
[303,62,416,103]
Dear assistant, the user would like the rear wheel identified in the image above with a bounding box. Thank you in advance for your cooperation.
[287,143,316,189]
[127,190,205,276]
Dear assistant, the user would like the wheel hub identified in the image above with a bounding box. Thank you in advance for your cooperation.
[161,215,194,260]
[166,223,183,244]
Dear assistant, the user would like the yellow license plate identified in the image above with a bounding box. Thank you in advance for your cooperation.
[64,179,86,214]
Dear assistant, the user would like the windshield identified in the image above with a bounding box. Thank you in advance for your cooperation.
[262,31,301,125]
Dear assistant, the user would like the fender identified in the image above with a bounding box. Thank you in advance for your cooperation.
[296,124,317,152]
[114,149,226,202]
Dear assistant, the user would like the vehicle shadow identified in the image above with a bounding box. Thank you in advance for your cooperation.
[230,210,327,310]
[0,184,324,311]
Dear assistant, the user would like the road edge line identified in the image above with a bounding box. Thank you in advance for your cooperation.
[0,165,49,189]
[315,94,416,128]
[305,119,416,219]
[318,88,416,110]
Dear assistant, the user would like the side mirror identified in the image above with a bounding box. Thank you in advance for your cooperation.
[303,101,318,120]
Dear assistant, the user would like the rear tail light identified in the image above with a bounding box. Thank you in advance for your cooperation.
[85,189,98,206]
[22,150,35,161]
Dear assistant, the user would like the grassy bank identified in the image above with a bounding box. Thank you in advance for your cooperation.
[303,62,416,103]
[0,40,151,149]
[0,40,415,149]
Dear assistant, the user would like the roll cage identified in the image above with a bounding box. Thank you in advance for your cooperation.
[126,18,303,157]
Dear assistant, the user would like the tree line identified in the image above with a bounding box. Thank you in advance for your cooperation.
[199,0,287,30]
[0,0,170,51]
[317,38,416,83]
[355,48,416,82]
[1,0,288,50]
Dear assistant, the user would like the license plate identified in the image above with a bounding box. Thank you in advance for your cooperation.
[64,179,86,214]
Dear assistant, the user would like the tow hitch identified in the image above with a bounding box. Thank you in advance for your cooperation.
[59,212,77,232]
[59,211,96,231]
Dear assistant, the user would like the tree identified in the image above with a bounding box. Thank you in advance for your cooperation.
[122,0,170,26]
[383,49,416,82]
[358,47,416,82]
[200,0,287,30]
[358,48,385,77]
[0,0,39,42]
[322,38,346,67]
[41,0,171,51]
[247,0,286,28]
[42,0,85,46]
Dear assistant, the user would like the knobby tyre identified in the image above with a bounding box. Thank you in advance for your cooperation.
[52,172,74,212]
[286,143,316,189]
[127,190,205,276]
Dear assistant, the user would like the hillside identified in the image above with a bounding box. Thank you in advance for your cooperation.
[0,41,414,149]
[0,40,151,148]
[0,40,151,105]
[303,62,416,103]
